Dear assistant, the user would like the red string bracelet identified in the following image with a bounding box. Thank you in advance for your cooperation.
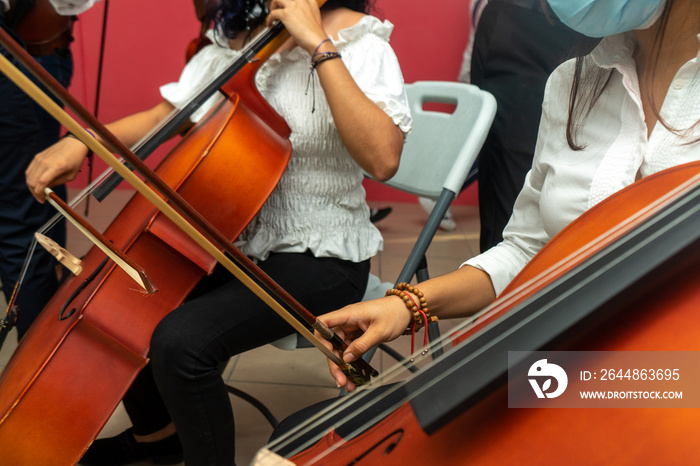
[386,283,437,354]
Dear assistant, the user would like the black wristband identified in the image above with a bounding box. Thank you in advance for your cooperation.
[312,52,342,70]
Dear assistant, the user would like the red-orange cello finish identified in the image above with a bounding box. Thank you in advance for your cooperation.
[11,0,74,56]
[186,34,212,62]
[289,162,700,465]
[186,0,212,62]
[0,38,292,466]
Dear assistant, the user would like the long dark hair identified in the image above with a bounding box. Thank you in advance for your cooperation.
[210,0,374,40]
[564,0,691,150]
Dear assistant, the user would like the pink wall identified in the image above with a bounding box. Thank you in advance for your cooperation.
[67,0,477,204]
[369,0,476,204]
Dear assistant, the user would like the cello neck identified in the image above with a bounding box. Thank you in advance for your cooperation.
[92,21,289,201]
[264,162,700,461]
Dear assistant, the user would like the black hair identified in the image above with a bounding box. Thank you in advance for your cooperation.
[564,0,700,150]
[323,0,373,13]
[210,0,373,40]
[208,0,268,40]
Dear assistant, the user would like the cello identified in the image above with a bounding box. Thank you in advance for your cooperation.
[185,0,212,62]
[256,159,700,463]
[0,1,377,463]
[8,0,73,57]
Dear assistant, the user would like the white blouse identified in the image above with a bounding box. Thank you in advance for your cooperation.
[465,32,700,295]
[160,16,412,262]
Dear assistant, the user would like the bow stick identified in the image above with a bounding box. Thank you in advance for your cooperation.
[0,26,377,385]
[43,187,157,292]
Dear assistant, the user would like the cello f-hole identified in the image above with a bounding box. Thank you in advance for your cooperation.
[58,257,109,320]
[59,307,76,320]
[349,430,404,464]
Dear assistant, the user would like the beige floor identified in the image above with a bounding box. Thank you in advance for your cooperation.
[0,189,481,465]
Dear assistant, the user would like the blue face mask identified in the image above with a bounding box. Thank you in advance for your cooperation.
[547,0,667,38]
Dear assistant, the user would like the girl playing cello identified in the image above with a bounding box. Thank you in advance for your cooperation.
[26,0,411,464]
[320,0,700,393]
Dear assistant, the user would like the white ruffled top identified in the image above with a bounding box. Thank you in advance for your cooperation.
[160,15,412,262]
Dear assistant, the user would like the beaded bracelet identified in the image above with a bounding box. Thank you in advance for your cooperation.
[385,288,422,330]
[385,282,437,334]
[386,283,438,354]
[396,282,431,329]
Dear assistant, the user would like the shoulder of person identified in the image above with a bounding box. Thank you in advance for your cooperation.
[322,7,367,39]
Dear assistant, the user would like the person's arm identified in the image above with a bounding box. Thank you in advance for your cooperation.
[267,0,403,181]
[314,48,404,181]
[26,101,175,202]
[320,63,566,391]
[319,265,496,391]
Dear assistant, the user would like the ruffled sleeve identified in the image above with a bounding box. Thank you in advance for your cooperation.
[335,17,412,135]
[159,30,242,123]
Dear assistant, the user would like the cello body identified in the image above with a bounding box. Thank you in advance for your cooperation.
[9,0,74,56]
[277,161,700,465]
[0,66,292,464]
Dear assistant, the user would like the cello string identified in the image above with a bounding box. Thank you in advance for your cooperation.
[60,24,271,207]
[10,167,113,301]
[7,235,40,311]
[10,98,186,300]
[265,249,599,458]
[9,125,158,306]
[264,318,478,457]
[1,37,360,371]
[19,20,288,281]
[8,24,274,304]
[281,185,700,460]
[266,226,638,457]
[264,343,449,458]
[265,175,700,459]
[10,24,277,302]
[265,249,619,460]
[83,0,110,216]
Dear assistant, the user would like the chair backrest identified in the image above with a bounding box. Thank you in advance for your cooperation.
[367,81,496,288]
[373,81,496,199]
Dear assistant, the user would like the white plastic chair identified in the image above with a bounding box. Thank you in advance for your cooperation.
[359,80,496,360]
[272,81,496,354]
[363,80,496,289]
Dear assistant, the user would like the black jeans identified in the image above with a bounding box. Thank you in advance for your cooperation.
[123,251,370,465]
[0,21,71,338]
